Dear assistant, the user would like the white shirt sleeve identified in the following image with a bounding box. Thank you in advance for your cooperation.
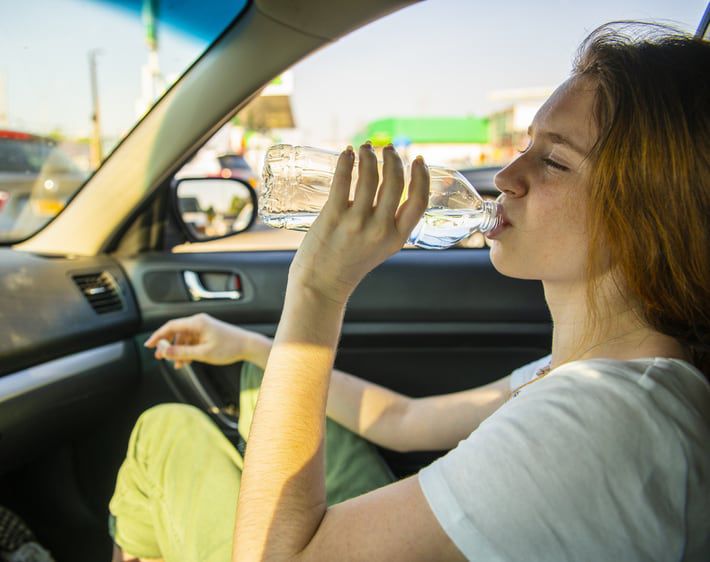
[418,359,706,561]
[508,354,551,392]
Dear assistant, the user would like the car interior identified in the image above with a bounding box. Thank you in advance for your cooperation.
[1,1,707,560]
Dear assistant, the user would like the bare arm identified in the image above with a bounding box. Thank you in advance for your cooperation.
[244,332,411,448]
[148,314,511,453]
[398,375,512,451]
[233,145,469,560]
[233,284,466,561]
[247,332,510,452]
[145,315,412,449]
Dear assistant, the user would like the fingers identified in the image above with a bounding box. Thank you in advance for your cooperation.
[144,330,166,349]
[144,317,192,348]
[318,141,426,242]
[352,142,379,213]
[323,146,355,212]
[155,338,189,368]
[166,343,208,368]
[395,156,430,237]
[156,337,211,368]
[171,331,187,367]
[375,144,405,217]
[143,314,218,368]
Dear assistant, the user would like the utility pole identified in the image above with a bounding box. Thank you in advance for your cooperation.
[0,73,7,127]
[136,0,163,114]
[88,49,103,168]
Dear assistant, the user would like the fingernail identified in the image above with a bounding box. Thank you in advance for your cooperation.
[415,155,424,163]
[346,145,353,152]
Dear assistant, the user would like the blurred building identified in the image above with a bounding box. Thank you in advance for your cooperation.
[352,116,491,168]
[231,71,297,174]
[238,71,295,131]
[487,87,552,162]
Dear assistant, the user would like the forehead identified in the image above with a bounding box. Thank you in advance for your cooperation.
[532,77,598,153]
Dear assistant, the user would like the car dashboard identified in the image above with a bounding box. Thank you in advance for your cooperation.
[0,249,141,468]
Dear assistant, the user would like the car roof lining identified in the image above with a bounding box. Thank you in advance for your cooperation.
[255,0,417,40]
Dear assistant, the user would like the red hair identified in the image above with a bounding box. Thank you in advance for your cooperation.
[573,23,710,375]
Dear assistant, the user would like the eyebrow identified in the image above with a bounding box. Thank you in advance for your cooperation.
[527,126,589,156]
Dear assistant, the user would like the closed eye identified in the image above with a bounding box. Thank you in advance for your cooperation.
[542,157,569,172]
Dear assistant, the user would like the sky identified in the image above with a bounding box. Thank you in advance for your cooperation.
[0,0,210,137]
[289,0,707,142]
[0,0,706,144]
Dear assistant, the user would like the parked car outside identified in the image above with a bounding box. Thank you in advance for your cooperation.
[175,149,259,189]
[217,153,259,188]
[0,130,88,240]
[177,195,208,235]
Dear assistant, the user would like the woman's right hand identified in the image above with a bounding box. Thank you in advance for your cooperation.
[143,313,269,368]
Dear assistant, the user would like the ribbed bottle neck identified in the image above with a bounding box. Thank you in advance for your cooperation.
[479,200,502,233]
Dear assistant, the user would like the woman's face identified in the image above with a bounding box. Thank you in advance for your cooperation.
[488,76,600,283]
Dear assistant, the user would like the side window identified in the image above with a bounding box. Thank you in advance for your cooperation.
[171,72,516,252]
[169,2,701,253]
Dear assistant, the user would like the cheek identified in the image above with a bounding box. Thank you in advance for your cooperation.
[543,190,591,274]
[490,186,591,280]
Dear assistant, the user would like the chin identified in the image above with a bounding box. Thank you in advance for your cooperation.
[489,242,543,280]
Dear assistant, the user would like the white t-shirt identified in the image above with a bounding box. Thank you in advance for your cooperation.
[419,356,710,561]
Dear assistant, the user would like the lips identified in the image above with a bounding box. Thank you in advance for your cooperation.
[486,207,512,239]
[498,208,512,227]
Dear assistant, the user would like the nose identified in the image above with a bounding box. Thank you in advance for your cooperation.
[494,156,529,199]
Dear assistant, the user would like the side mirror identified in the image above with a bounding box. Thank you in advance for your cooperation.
[173,177,257,241]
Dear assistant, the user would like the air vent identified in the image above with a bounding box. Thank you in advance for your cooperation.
[73,272,123,314]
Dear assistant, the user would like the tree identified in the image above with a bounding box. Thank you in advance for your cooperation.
[229,195,247,217]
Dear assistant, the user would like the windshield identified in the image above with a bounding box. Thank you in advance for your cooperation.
[0,0,248,243]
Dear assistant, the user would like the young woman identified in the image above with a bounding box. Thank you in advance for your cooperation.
[110,23,709,561]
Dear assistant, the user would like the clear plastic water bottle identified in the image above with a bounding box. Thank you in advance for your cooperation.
[259,144,501,249]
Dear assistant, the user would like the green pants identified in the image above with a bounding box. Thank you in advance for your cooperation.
[109,363,395,561]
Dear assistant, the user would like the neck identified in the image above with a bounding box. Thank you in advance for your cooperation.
[543,276,689,370]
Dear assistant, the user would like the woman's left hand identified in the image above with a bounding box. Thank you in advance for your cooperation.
[289,142,430,305]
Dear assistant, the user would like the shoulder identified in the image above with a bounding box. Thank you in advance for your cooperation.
[508,353,552,390]
[486,356,710,503]
[418,357,710,560]
[428,357,710,502]
[507,356,710,443]
[526,357,710,421]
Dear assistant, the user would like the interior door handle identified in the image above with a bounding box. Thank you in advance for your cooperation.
[183,271,242,301]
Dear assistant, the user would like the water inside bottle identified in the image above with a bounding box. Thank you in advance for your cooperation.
[261,211,319,231]
[407,208,491,250]
[262,207,494,249]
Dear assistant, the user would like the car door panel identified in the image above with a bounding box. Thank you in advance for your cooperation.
[120,249,550,402]
[120,248,551,476]
[120,249,549,326]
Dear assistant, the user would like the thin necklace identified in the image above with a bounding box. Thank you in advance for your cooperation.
[510,363,552,400]
[509,326,656,401]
